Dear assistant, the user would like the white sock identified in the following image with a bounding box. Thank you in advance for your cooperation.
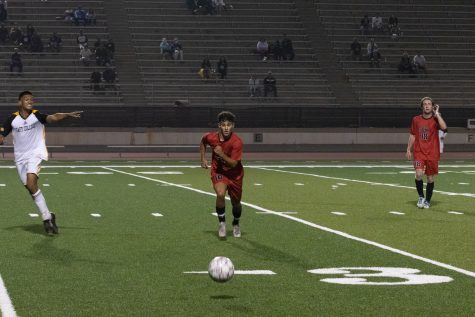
[32,190,51,221]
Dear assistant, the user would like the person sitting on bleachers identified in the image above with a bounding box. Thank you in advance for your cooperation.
[160,37,173,59]
[57,9,74,22]
[105,37,115,60]
[282,34,295,61]
[200,56,212,80]
[371,14,383,33]
[350,38,362,61]
[9,23,22,45]
[0,0,7,23]
[197,0,214,15]
[256,38,269,61]
[248,74,260,97]
[171,37,184,62]
[77,29,88,48]
[212,0,226,15]
[186,0,198,14]
[360,14,370,36]
[73,7,86,26]
[271,40,283,61]
[90,69,102,91]
[413,52,427,76]
[85,9,97,25]
[80,44,93,66]
[19,32,32,51]
[0,23,8,44]
[398,51,414,74]
[263,71,277,98]
[48,32,62,52]
[94,43,111,66]
[216,56,228,79]
[30,33,44,52]
[388,14,398,29]
[367,38,381,67]
[102,67,117,91]
[10,48,22,73]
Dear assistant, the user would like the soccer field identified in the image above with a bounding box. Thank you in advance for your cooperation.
[0,159,474,316]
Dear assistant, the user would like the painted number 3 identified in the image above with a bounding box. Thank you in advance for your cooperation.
[308,267,453,285]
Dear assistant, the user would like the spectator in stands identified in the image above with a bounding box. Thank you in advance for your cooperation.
[26,24,35,38]
[77,29,88,48]
[360,14,370,36]
[216,56,228,79]
[256,38,269,61]
[212,0,225,15]
[172,37,184,62]
[371,14,383,33]
[248,74,259,97]
[0,23,8,44]
[80,44,93,66]
[102,67,117,91]
[85,9,97,25]
[367,38,381,67]
[263,71,277,98]
[10,47,22,73]
[95,42,110,66]
[186,0,199,14]
[200,56,212,80]
[58,9,74,23]
[30,33,44,52]
[48,32,62,52]
[0,0,7,23]
[388,14,398,29]
[350,38,362,61]
[9,23,22,45]
[398,51,414,74]
[160,37,173,59]
[19,31,32,52]
[90,69,102,91]
[389,23,402,40]
[271,40,283,61]
[197,0,213,15]
[73,7,86,26]
[282,34,295,60]
[413,52,427,76]
[105,36,115,60]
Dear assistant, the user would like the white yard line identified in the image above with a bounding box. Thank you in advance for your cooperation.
[253,167,475,198]
[104,167,475,279]
[0,274,18,317]
[184,270,276,275]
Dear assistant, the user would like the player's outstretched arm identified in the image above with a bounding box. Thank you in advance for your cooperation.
[46,111,83,123]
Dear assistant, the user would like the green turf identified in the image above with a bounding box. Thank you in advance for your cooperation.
[0,160,474,316]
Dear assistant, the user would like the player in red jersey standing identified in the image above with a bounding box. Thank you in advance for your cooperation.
[200,111,244,238]
[406,97,447,209]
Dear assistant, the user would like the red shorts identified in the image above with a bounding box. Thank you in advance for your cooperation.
[413,159,439,176]
[211,173,243,202]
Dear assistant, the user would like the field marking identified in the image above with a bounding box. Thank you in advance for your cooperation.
[29,213,39,218]
[67,172,113,175]
[389,211,406,216]
[0,184,5,187]
[138,171,184,175]
[151,213,163,217]
[448,211,464,215]
[184,270,276,275]
[85,184,94,187]
[0,273,18,317]
[103,167,475,279]
[90,213,102,218]
[331,212,347,216]
[128,184,136,187]
[253,167,475,198]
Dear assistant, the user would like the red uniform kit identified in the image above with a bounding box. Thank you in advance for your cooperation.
[410,115,440,175]
[201,132,244,201]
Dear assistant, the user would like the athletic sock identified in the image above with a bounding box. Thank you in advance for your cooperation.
[232,204,242,226]
[32,190,51,221]
[415,179,424,197]
[426,182,434,203]
[216,206,225,223]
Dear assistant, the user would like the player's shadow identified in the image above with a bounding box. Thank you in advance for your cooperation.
[4,224,89,236]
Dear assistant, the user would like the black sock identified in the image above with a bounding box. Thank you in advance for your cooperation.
[216,206,225,223]
[415,179,424,197]
[426,182,434,203]
[232,204,242,226]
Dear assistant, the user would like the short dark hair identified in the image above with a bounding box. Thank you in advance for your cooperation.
[217,111,236,123]
[18,91,33,100]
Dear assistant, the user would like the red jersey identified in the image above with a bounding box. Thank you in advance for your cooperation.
[202,131,244,179]
[410,115,440,161]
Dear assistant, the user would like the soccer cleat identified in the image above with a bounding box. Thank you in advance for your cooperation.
[423,200,430,209]
[218,222,226,238]
[417,197,425,208]
[43,219,54,236]
[50,212,59,234]
[233,225,241,238]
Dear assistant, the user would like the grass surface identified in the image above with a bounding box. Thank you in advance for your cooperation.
[0,160,474,316]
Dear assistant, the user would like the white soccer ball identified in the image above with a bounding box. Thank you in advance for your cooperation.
[208,256,234,283]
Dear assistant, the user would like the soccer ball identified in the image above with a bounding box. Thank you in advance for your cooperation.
[208,256,234,283]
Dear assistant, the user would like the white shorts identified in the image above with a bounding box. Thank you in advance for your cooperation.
[16,156,43,185]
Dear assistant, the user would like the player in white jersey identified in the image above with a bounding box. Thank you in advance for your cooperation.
[0,91,82,235]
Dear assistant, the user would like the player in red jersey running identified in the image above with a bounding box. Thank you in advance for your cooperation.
[200,111,244,238]
[406,97,447,209]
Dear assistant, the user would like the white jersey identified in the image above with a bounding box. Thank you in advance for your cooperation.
[1,110,49,162]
